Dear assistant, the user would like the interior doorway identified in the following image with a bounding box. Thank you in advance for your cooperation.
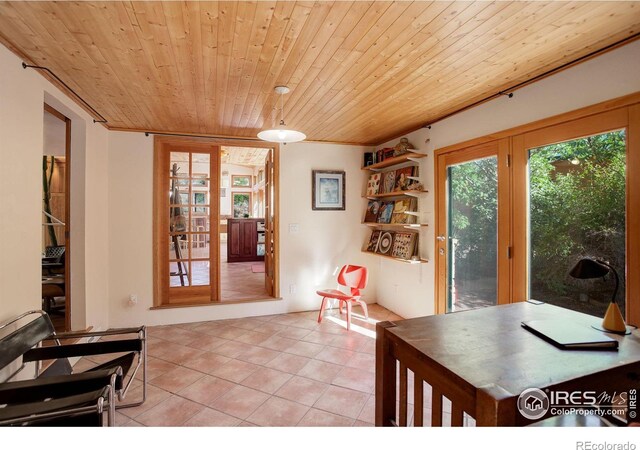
[42,104,71,331]
[219,146,272,301]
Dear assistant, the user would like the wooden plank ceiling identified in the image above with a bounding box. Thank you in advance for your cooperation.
[0,1,638,145]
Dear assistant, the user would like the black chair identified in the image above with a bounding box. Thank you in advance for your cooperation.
[0,310,147,426]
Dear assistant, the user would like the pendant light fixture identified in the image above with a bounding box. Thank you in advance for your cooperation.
[257,86,306,144]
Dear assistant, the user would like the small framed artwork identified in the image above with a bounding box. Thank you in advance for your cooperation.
[232,192,252,218]
[232,175,252,188]
[312,170,345,211]
[192,173,209,188]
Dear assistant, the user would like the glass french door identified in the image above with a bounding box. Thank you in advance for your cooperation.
[513,109,631,320]
[155,141,220,305]
[436,140,511,313]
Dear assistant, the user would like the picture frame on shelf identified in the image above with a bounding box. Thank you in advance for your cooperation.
[312,170,345,211]
[232,175,252,188]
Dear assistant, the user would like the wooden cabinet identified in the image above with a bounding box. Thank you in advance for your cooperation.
[227,218,265,263]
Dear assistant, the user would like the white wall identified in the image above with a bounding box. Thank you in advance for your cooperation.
[107,134,377,327]
[0,44,110,331]
[375,39,640,318]
[220,163,254,216]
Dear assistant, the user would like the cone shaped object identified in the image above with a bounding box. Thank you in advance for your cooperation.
[602,301,626,333]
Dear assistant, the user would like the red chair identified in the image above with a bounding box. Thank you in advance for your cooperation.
[316,265,369,331]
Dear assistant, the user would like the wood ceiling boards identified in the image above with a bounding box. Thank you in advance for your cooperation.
[0,1,638,145]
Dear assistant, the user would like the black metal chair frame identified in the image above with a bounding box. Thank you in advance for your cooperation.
[0,310,147,426]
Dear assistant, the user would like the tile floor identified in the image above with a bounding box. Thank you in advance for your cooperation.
[76,303,406,427]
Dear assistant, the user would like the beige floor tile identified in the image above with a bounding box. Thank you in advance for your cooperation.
[314,385,369,419]
[275,327,311,340]
[178,375,236,406]
[265,353,311,374]
[286,340,325,358]
[183,407,242,427]
[240,367,292,394]
[210,385,270,420]
[150,366,204,393]
[297,359,342,384]
[357,395,375,424]
[332,366,375,393]
[210,358,260,383]
[136,357,179,381]
[297,408,355,427]
[236,345,280,365]
[259,335,297,352]
[211,340,253,358]
[136,395,205,426]
[246,396,309,426]
[275,376,328,406]
[181,351,231,374]
[345,352,375,373]
[314,347,355,366]
[186,335,230,352]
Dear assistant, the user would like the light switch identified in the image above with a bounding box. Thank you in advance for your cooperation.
[289,223,300,234]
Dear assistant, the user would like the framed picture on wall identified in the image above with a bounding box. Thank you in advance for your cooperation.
[232,175,251,188]
[232,192,252,218]
[312,170,345,211]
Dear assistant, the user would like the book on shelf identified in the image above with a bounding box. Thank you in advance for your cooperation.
[376,149,384,164]
[390,198,417,224]
[363,152,374,167]
[391,232,418,259]
[366,173,381,196]
[366,230,382,253]
[382,170,396,193]
[364,200,381,223]
[383,148,395,160]
[394,166,414,191]
[377,201,394,224]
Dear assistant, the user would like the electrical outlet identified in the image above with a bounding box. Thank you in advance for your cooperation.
[129,294,138,305]
[289,284,297,294]
[289,223,300,234]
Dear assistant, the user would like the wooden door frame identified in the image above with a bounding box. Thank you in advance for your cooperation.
[152,135,280,308]
[434,139,511,315]
[433,92,640,326]
[44,103,71,331]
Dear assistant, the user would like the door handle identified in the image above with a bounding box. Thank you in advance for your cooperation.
[437,235,446,242]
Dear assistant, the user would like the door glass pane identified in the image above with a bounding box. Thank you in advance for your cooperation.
[191,260,210,286]
[169,261,190,287]
[447,156,498,312]
[528,130,626,318]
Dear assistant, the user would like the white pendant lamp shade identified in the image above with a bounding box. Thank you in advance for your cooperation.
[258,86,306,144]
[257,120,306,143]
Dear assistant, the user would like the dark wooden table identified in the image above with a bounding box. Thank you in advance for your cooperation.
[375,302,640,426]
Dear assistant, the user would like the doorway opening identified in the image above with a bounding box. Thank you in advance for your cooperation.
[220,146,271,302]
[42,104,71,331]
